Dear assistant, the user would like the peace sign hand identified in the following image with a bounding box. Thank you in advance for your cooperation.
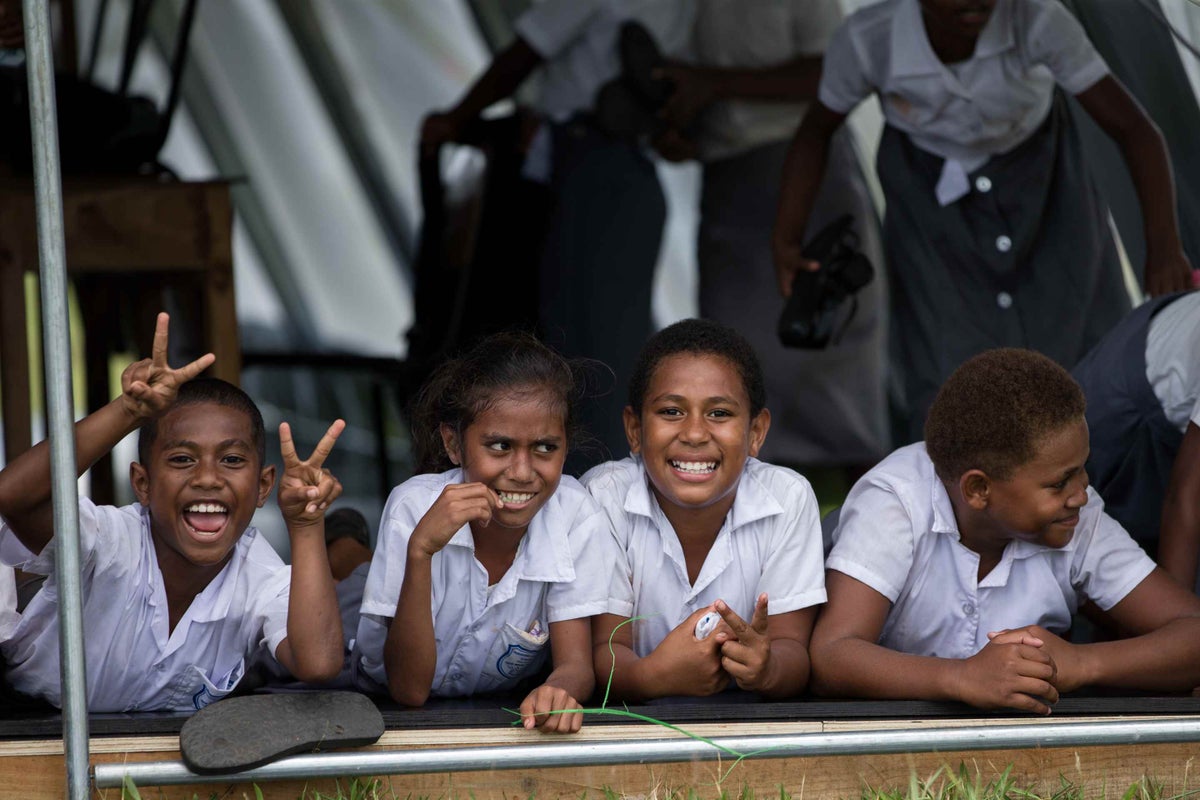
[277,419,346,531]
[120,312,216,421]
[714,594,773,692]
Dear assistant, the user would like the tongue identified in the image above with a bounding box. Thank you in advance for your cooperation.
[185,512,228,534]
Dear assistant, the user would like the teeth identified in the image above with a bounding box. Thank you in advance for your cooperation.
[185,503,228,514]
[671,461,716,474]
[498,492,534,504]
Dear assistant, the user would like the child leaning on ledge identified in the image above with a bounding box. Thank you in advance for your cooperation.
[811,349,1200,713]
[0,313,345,711]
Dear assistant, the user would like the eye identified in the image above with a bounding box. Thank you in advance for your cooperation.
[221,454,248,466]
[166,454,194,466]
[657,407,683,418]
[486,441,510,452]
[534,442,559,455]
[1049,478,1069,491]
[708,408,733,419]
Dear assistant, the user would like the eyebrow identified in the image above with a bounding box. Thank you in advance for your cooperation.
[161,438,252,451]
[479,433,564,443]
[653,393,742,406]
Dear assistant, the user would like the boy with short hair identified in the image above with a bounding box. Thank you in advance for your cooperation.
[0,313,345,711]
[811,349,1200,714]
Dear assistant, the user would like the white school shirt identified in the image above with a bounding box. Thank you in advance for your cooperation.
[690,0,843,161]
[0,498,290,711]
[1145,292,1200,432]
[827,444,1156,660]
[818,0,1108,204]
[355,471,619,697]
[0,567,17,642]
[581,456,826,658]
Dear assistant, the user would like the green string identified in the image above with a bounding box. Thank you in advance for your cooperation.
[502,616,778,784]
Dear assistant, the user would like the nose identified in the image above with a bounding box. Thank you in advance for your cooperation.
[507,449,534,483]
[1067,472,1089,509]
[190,457,224,488]
[679,412,710,445]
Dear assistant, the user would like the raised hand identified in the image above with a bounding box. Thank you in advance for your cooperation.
[277,419,345,530]
[120,312,215,420]
[518,684,583,734]
[714,594,773,692]
[953,630,1059,715]
[408,483,502,560]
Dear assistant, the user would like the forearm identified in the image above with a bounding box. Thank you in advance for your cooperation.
[1080,616,1200,691]
[385,551,438,705]
[690,56,822,104]
[542,660,594,704]
[0,398,140,548]
[754,639,811,700]
[281,528,342,682]
[810,637,961,701]
[1116,118,1183,257]
[773,120,832,250]
[593,642,661,703]
[443,37,542,126]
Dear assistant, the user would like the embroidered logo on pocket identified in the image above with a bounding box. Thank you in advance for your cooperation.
[495,643,542,679]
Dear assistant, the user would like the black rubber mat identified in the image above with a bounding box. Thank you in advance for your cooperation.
[3,692,1200,741]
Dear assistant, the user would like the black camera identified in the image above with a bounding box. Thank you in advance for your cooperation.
[778,214,874,350]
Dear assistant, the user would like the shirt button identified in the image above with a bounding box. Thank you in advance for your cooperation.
[962,602,976,616]
[451,672,464,682]
[995,235,1012,252]
[155,663,166,671]
[975,176,992,193]
[997,291,1013,309]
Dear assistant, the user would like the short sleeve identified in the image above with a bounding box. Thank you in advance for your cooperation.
[1189,402,1200,430]
[359,485,425,620]
[791,0,843,56]
[0,566,17,642]
[514,0,603,60]
[755,476,826,614]
[1071,499,1157,611]
[826,479,918,603]
[252,565,292,659]
[546,504,629,622]
[1,498,140,578]
[1024,0,1108,94]
[817,19,873,114]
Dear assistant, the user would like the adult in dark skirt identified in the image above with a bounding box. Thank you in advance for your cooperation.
[773,0,1193,442]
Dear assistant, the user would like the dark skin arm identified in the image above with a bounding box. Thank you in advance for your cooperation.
[1074,75,1192,295]
[996,567,1200,693]
[712,594,816,700]
[810,571,1060,714]
[0,313,213,555]
[772,101,847,296]
[1157,422,1200,589]
[420,37,543,153]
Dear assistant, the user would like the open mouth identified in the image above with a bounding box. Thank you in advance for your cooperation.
[497,491,536,506]
[183,502,230,539]
[670,460,717,476]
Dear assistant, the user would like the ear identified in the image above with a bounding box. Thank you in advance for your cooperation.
[959,469,991,510]
[130,462,151,506]
[747,409,771,458]
[623,406,642,455]
[256,464,276,508]
[440,423,462,466]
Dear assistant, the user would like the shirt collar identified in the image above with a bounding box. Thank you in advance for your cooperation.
[621,455,785,531]
[891,0,1014,78]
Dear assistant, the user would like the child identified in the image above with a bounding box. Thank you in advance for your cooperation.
[774,0,1194,441]
[583,319,825,701]
[0,313,345,711]
[1073,290,1200,589]
[355,333,619,733]
[812,349,1200,713]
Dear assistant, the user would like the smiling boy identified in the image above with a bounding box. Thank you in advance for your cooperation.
[583,319,825,702]
[0,314,345,711]
[811,349,1200,713]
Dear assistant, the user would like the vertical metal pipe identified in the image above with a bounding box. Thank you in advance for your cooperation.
[20,1,91,798]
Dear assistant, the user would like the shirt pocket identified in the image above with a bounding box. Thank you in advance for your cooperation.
[478,621,550,692]
[173,659,246,711]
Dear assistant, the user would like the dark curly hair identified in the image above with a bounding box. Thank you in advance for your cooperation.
[411,332,582,474]
[627,318,766,417]
[924,348,1086,482]
[137,378,266,466]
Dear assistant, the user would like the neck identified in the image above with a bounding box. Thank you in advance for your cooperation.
[470,522,526,558]
[151,535,228,633]
[921,10,980,63]
[945,485,1008,577]
[654,488,734,549]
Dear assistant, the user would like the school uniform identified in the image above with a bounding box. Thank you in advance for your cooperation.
[1074,291,1200,546]
[581,456,826,658]
[691,0,889,466]
[515,0,694,467]
[355,471,620,697]
[0,567,16,643]
[827,443,1155,658]
[819,0,1129,440]
[0,498,290,711]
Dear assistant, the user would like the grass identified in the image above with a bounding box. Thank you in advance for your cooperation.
[115,767,1200,800]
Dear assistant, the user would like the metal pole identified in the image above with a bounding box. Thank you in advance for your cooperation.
[94,717,1200,788]
[20,1,91,798]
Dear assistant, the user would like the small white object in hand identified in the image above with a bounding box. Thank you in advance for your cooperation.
[694,611,720,640]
